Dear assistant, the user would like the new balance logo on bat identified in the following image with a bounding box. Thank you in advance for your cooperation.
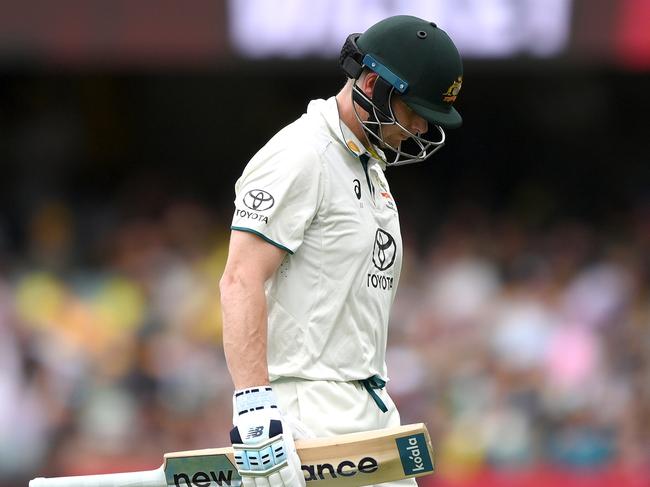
[302,457,378,481]
[173,469,234,487]
[166,455,237,487]
[171,457,379,487]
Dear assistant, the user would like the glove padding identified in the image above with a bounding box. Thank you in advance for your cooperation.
[230,386,305,487]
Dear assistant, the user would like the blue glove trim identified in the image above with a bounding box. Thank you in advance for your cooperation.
[234,386,279,415]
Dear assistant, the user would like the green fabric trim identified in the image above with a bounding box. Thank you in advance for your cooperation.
[360,154,375,197]
[360,375,388,413]
[231,226,294,255]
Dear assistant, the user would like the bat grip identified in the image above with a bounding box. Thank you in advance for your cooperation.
[29,467,165,487]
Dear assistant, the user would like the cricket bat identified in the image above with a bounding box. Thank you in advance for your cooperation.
[30,423,434,487]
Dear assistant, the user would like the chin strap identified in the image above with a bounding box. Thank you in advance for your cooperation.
[351,78,395,124]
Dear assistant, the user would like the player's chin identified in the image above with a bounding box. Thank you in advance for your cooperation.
[378,133,396,145]
[383,138,405,151]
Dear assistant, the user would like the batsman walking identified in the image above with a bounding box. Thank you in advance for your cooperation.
[220,15,464,487]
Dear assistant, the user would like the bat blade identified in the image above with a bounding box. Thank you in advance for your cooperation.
[164,423,434,487]
[298,422,435,486]
[31,423,435,487]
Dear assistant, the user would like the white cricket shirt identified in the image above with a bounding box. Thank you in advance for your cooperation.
[231,97,402,382]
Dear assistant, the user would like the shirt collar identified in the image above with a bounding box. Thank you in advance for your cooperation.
[309,97,387,171]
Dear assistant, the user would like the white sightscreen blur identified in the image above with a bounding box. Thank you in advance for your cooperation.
[228,0,573,59]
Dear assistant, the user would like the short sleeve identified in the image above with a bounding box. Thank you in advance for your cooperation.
[231,142,322,254]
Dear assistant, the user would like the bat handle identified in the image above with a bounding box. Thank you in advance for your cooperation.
[29,466,166,487]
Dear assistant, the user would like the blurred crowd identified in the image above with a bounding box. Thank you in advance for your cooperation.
[391,203,650,478]
[0,197,649,485]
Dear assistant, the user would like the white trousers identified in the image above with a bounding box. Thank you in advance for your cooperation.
[273,378,418,487]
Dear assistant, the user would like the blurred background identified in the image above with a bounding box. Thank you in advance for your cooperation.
[1,1,649,486]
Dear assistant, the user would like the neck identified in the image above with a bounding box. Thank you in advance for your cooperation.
[335,83,372,150]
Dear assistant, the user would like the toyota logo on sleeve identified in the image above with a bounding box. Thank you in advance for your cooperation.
[372,229,396,271]
[243,189,275,211]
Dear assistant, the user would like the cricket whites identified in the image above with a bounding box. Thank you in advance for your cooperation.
[30,423,434,487]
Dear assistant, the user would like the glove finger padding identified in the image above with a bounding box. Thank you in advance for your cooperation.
[277,421,305,487]
[231,431,288,475]
[267,470,289,487]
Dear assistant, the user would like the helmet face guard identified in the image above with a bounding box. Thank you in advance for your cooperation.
[350,73,447,167]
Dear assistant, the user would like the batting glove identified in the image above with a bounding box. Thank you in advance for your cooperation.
[230,386,305,487]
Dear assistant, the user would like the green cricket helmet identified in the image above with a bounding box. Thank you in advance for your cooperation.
[340,15,464,166]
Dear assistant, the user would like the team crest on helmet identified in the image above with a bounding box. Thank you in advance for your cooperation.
[442,76,463,103]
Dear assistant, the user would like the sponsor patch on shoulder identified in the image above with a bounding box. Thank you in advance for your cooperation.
[235,208,269,224]
[243,189,274,212]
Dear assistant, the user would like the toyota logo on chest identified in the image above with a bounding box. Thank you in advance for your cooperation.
[372,229,397,271]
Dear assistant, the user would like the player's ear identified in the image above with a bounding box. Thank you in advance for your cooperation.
[360,71,379,99]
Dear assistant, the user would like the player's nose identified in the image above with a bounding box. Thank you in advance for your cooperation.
[411,115,428,136]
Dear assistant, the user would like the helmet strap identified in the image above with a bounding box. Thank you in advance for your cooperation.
[350,77,397,152]
[351,78,394,123]
[370,77,395,123]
